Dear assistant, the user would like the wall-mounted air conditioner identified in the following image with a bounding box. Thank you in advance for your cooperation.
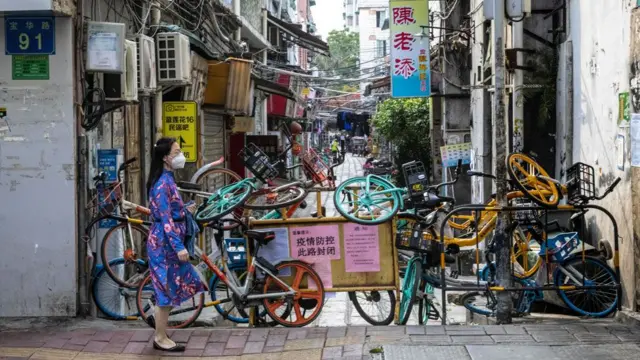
[156,32,191,85]
[135,34,157,93]
[104,39,138,102]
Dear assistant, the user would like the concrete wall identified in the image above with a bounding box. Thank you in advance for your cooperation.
[0,17,76,316]
[569,0,635,308]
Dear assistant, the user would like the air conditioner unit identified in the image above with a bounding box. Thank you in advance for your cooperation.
[156,32,191,85]
[135,34,157,93]
[103,39,138,102]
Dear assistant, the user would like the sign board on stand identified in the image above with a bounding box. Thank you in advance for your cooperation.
[162,102,198,163]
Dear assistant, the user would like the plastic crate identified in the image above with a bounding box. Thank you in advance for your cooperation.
[224,238,247,266]
[538,232,580,263]
[401,161,429,199]
[240,143,279,182]
[566,162,596,205]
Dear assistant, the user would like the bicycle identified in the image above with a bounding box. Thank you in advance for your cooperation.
[136,218,325,328]
[194,144,309,223]
[97,156,241,288]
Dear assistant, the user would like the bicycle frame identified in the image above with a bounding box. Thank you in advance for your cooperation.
[195,243,297,304]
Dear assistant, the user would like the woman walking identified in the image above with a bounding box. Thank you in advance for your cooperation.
[145,137,205,352]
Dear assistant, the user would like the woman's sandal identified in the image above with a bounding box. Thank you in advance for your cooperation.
[153,341,185,352]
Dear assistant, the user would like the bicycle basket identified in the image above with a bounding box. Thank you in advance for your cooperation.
[402,161,429,200]
[395,223,436,253]
[88,182,122,218]
[302,148,329,184]
[565,162,596,205]
[224,238,247,266]
[538,232,580,262]
[240,143,279,182]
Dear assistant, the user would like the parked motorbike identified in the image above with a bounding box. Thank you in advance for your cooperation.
[363,157,395,176]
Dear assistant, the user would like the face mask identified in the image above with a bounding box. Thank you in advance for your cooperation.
[170,153,186,169]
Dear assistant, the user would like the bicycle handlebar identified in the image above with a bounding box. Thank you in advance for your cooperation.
[426,159,462,193]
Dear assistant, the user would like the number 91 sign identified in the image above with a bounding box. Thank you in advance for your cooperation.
[5,17,56,55]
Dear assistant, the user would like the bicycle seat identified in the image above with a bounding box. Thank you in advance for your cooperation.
[246,230,276,245]
[177,181,202,191]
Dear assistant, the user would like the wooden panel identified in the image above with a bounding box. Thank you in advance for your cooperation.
[124,104,142,207]
[204,61,230,105]
[249,217,399,292]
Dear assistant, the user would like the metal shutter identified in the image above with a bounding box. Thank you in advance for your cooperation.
[202,111,225,164]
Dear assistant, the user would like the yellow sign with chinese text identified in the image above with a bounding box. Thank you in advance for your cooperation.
[162,101,198,162]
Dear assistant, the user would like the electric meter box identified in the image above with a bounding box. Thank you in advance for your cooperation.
[86,21,126,73]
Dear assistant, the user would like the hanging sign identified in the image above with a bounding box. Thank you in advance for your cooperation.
[390,0,430,98]
[162,102,198,163]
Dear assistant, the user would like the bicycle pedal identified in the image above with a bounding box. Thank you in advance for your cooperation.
[450,271,459,279]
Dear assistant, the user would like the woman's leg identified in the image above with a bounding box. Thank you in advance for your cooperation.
[154,305,176,347]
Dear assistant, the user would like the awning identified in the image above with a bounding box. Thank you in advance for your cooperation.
[252,75,298,101]
[267,13,330,56]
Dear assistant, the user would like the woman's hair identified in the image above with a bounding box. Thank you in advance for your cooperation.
[146,137,176,196]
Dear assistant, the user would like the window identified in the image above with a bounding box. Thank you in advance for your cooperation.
[376,40,387,58]
[376,10,387,28]
[347,16,353,26]
[346,0,353,4]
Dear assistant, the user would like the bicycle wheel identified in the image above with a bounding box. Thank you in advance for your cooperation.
[334,175,402,225]
[418,282,439,324]
[461,291,496,316]
[136,273,205,329]
[348,290,396,326]
[100,222,149,288]
[195,181,253,223]
[209,266,292,326]
[243,185,307,210]
[92,258,148,319]
[263,260,325,327]
[398,257,421,325]
[554,256,618,317]
[195,167,243,230]
[506,153,560,207]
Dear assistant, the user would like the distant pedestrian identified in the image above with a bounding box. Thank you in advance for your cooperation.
[340,134,346,154]
[145,137,204,352]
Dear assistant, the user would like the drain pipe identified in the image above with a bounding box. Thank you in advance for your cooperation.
[152,0,163,140]
[233,0,241,41]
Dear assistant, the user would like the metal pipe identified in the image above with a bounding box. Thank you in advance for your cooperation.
[512,19,524,153]
[75,0,90,317]
[152,1,163,140]
[233,0,241,41]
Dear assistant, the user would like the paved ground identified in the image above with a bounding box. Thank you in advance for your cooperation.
[1,320,639,359]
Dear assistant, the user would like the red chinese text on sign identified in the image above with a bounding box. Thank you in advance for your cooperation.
[394,58,416,79]
[392,7,416,25]
[393,32,414,51]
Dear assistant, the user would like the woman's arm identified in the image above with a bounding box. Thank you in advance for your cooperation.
[155,182,186,253]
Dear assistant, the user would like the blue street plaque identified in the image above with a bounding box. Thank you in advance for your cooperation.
[97,149,119,182]
[5,17,56,55]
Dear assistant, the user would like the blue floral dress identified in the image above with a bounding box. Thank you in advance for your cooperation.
[147,170,205,307]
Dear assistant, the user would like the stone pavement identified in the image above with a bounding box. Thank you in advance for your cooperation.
[2,320,640,359]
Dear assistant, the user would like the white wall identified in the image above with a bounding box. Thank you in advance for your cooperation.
[569,0,635,307]
[358,6,389,91]
[0,17,77,316]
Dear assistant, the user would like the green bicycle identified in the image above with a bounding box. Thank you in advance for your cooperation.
[195,143,308,223]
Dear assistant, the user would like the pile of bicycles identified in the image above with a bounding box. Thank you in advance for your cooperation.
[332,153,621,325]
[87,123,344,328]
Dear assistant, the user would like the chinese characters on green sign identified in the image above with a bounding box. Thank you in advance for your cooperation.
[12,55,49,80]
